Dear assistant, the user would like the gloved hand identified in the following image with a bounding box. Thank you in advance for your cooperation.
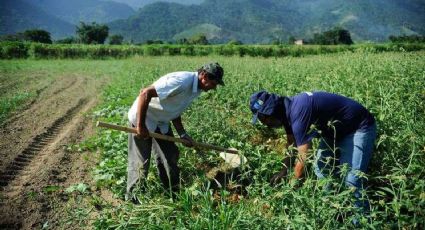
[179,132,195,147]
[136,125,150,140]
[270,169,288,186]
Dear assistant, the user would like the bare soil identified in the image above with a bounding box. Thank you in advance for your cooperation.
[0,74,107,229]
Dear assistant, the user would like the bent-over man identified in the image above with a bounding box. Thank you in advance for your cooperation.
[249,90,376,213]
[127,62,224,201]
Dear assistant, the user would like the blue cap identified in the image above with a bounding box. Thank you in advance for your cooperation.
[249,91,281,124]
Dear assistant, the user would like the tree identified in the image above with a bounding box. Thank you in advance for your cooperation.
[389,35,425,43]
[312,27,353,45]
[228,39,243,45]
[337,28,353,45]
[0,33,24,42]
[176,35,209,45]
[145,40,164,45]
[55,37,78,44]
[109,35,124,45]
[23,29,52,43]
[188,34,208,45]
[76,22,109,44]
[271,39,282,45]
[176,38,188,45]
[288,36,296,44]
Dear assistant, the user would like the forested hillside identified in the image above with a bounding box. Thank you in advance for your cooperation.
[109,0,425,43]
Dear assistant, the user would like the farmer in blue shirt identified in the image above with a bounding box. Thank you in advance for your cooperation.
[250,91,376,211]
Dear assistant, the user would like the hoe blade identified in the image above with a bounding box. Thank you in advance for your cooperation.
[219,152,248,168]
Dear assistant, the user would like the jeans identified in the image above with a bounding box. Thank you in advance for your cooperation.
[314,123,377,211]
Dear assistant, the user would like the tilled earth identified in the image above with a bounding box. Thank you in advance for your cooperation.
[0,74,105,229]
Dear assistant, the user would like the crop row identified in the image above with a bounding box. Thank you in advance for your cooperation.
[1,41,424,59]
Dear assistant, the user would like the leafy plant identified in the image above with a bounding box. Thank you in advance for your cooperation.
[65,183,90,194]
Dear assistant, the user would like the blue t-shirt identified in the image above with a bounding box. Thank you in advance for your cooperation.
[285,92,375,146]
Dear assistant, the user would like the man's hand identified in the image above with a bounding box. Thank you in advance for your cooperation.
[136,126,150,139]
[270,169,288,186]
[180,132,195,147]
[294,162,305,179]
[172,117,194,147]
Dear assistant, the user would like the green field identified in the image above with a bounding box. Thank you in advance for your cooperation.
[1,51,424,228]
[90,52,424,229]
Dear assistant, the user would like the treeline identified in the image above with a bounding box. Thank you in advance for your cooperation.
[0,24,357,46]
[4,23,424,47]
[311,27,353,45]
[389,35,425,43]
[1,22,123,45]
[0,22,213,46]
[1,42,424,59]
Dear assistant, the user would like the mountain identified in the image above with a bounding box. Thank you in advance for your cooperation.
[108,0,296,43]
[285,0,425,41]
[1,0,424,42]
[109,0,425,43]
[111,0,204,9]
[0,0,75,38]
[0,0,136,39]
[23,0,136,24]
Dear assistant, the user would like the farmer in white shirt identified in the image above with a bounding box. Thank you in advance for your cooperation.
[127,62,224,201]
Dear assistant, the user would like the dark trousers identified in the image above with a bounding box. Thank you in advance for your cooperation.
[126,125,180,198]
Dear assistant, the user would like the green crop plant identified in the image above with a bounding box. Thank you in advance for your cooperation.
[0,91,32,123]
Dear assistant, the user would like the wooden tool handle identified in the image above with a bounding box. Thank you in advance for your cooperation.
[96,121,238,154]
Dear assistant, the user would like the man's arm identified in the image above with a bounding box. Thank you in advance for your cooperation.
[136,85,158,138]
[172,116,194,147]
[171,116,185,136]
[286,134,295,148]
[270,134,296,185]
[294,143,310,179]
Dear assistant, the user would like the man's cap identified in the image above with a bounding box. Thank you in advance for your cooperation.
[202,62,224,85]
[249,91,281,124]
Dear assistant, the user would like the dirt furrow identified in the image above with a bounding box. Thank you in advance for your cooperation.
[0,98,87,189]
[0,73,106,229]
[0,75,88,173]
[0,98,97,229]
